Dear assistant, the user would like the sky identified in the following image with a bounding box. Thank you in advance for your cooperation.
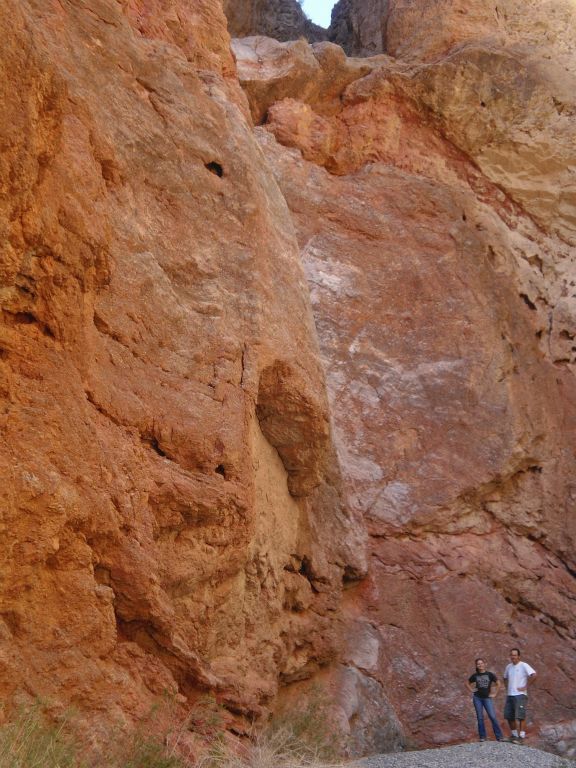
[301,0,335,28]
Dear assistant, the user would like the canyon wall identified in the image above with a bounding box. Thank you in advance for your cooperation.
[223,0,326,44]
[0,0,575,760]
[231,0,576,756]
[329,0,388,56]
[0,0,364,745]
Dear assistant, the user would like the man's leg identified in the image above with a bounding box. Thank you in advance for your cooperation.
[517,696,528,740]
[473,696,487,740]
[504,697,520,742]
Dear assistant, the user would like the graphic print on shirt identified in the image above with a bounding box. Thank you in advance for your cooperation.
[469,671,497,699]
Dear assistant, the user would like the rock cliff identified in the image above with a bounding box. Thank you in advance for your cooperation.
[1,0,575,761]
[223,0,327,44]
[0,0,362,741]
[329,0,389,56]
[232,0,576,757]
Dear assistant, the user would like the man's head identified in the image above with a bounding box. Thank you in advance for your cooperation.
[510,648,521,664]
[475,658,486,672]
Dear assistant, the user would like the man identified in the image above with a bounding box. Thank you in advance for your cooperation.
[467,657,504,741]
[504,648,537,743]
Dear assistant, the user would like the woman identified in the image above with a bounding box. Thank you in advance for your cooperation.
[467,657,504,741]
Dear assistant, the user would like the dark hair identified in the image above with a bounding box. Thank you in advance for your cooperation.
[475,658,485,665]
[510,648,521,656]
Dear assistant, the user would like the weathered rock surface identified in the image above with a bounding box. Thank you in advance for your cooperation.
[2,0,576,760]
[329,0,576,67]
[236,0,576,756]
[232,37,378,124]
[0,0,363,737]
[329,0,389,57]
[259,127,576,754]
[223,0,327,44]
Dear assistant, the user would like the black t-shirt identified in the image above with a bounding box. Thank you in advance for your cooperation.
[469,671,498,699]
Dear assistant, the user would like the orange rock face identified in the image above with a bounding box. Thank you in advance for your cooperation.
[0,0,362,736]
[1,0,576,761]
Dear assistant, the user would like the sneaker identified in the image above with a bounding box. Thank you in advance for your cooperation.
[479,738,487,742]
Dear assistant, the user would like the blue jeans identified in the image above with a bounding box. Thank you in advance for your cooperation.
[473,695,503,740]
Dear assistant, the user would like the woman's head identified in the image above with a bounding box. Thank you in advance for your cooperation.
[475,658,486,672]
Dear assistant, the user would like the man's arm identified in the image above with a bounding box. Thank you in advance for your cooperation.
[517,664,536,692]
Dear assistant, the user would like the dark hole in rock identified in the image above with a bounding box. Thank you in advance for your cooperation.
[527,465,543,474]
[480,101,486,107]
[215,464,226,477]
[14,312,37,324]
[299,556,314,582]
[94,565,112,585]
[535,329,543,338]
[519,293,537,311]
[206,161,224,177]
[342,564,363,584]
[462,212,467,221]
[147,437,167,457]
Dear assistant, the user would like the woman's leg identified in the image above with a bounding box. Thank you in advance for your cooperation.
[484,697,503,740]
[473,695,487,739]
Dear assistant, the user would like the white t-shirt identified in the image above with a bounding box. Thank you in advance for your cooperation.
[504,661,536,696]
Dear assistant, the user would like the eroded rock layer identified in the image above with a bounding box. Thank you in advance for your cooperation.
[1,0,575,760]
[231,0,576,756]
[0,0,362,740]
[223,0,327,44]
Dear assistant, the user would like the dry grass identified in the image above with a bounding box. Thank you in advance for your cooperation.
[0,698,342,768]
[0,705,79,768]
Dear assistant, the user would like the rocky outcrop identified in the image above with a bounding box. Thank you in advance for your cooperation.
[233,0,576,756]
[2,0,576,760]
[223,0,327,44]
[231,37,378,124]
[0,0,363,738]
[329,0,389,56]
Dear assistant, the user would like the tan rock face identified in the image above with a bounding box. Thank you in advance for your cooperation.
[232,37,377,124]
[0,0,362,734]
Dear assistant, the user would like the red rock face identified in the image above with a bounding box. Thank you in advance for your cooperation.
[260,134,576,750]
[233,0,576,756]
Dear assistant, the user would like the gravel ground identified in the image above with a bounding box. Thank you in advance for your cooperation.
[357,742,572,768]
